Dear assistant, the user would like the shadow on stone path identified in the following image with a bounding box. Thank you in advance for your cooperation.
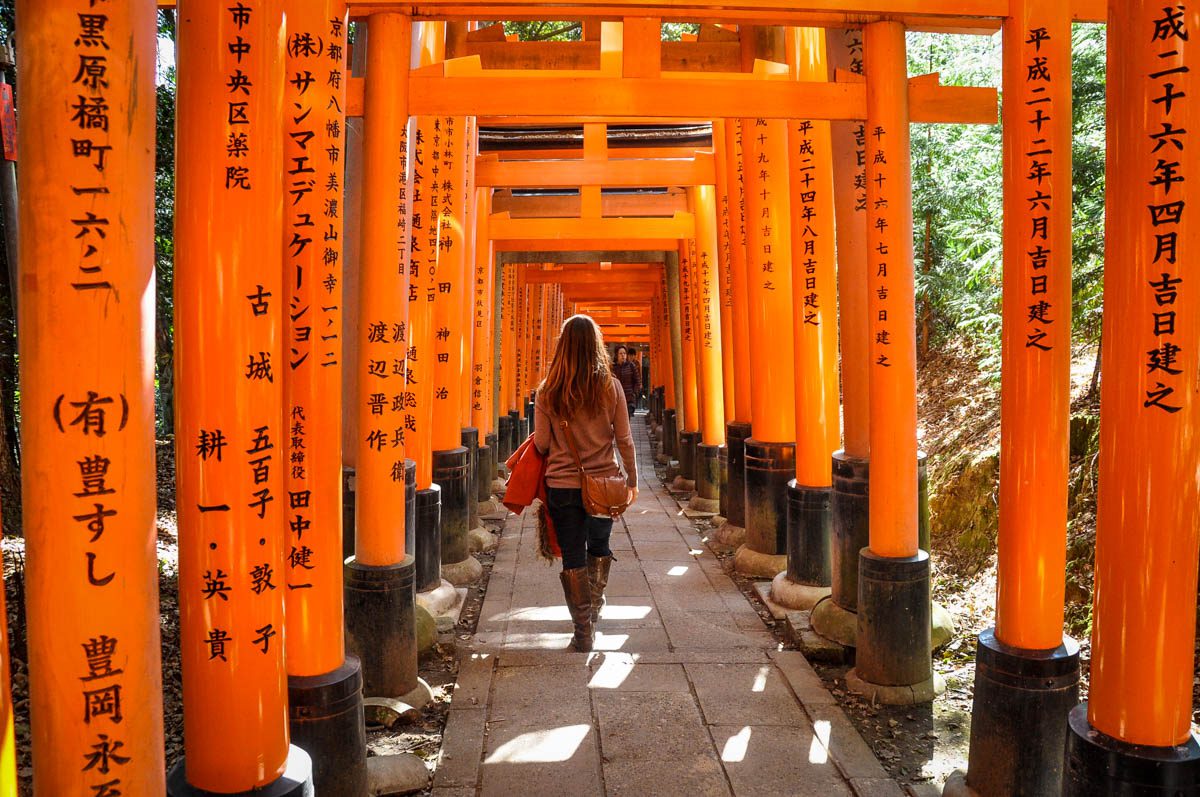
[431,414,905,797]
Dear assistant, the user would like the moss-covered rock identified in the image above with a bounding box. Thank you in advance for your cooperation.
[929,448,999,571]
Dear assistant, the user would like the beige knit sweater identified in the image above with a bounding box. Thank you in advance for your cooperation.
[533,377,638,490]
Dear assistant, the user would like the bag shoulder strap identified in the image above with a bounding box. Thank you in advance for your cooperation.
[559,419,588,475]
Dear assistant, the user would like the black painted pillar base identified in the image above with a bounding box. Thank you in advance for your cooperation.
[743,439,796,556]
[786,481,832,587]
[508,409,521,451]
[342,466,356,563]
[1065,703,1200,796]
[480,434,496,500]
[462,428,480,530]
[517,416,529,442]
[725,421,751,529]
[497,415,513,461]
[288,656,369,797]
[852,549,935,699]
[433,447,470,565]
[718,444,729,516]
[663,408,677,458]
[958,629,1079,797]
[678,431,700,482]
[415,485,442,593]
[401,456,417,566]
[691,443,722,512]
[344,555,418,699]
[830,452,869,613]
[168,746,314,796]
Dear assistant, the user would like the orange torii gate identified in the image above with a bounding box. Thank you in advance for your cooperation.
[15,1,1200,796]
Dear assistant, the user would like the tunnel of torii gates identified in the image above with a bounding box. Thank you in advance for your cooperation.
[1,0,1199,795]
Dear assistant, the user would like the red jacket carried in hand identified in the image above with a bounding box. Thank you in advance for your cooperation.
[504,433,561,559]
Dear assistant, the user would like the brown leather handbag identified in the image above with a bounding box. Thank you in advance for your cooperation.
[560,419,633,519]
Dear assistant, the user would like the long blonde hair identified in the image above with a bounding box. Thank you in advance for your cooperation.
[538,314,613,419]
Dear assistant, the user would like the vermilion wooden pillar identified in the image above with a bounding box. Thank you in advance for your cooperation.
[1064,4,1200,793]
[345,10,428,726]
[712,122,737,429]
[771,27,841,611]
[815,26,874,647]
[956,5,1080,795]
[673,237,702,490]
[738,115,797,573]
[846,21,941,706]
[472,188,499,508]
[717,117,754,542]
[688,185,727,513]
[18,5,164,794]
[282,2,368,792]
[172,1,311,792]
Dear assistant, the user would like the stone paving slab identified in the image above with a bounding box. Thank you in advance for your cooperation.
[438,414,899,796]
[594,691,716,761]
[603,758,733,797]
[433,708,487,788]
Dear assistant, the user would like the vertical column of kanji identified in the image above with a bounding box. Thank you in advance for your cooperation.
[515,267,529,439]
[737,116,797,576]
[281,3,368,792]
[846,21,940,706]
[283,0,348,677]
[959,7,1079,795]
[664,252,684,462]
[491,251,506,464]
[1064,4,1200,793]
[716,118,753,544]
[672,238,700,490]
[531,282,545,390]
[687,185,726,515]
[472,189,499,510]
[814,27,871,650]
[172,1,312,793]
[771,27,841,612]
[428,116,475,577]
[16,3,163,795]
[648,287,661,428]
[500,262,517,457]
[712,122,737,431]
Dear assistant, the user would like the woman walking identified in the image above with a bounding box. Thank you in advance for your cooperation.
[534,315,638,652]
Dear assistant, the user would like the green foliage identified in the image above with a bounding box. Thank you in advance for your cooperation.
[155,13,176,437]
[500,20,698,41]
[909,25,1107,375]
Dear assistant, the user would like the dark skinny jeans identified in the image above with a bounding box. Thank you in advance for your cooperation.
[546,487,613,570]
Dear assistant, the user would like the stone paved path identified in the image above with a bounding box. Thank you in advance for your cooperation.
[432,415,905,797]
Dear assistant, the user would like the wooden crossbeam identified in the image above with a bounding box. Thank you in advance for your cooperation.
[522,270,662,284]
[495,238,677,251]
[346,73,997,124]
[492,191,687,219]
[489,211,694,240]
[477,154,716,188]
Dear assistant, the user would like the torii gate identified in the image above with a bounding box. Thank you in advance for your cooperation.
[9,2,1199,797]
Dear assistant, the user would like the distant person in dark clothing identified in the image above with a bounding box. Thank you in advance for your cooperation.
[612,346,641,419]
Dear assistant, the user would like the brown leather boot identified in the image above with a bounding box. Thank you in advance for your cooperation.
[560,566,594,652]
[587,554,613,623]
